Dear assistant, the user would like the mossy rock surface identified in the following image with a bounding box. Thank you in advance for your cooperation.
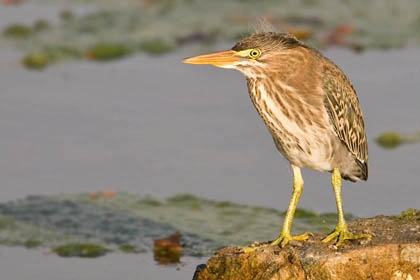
[194,215,420,280]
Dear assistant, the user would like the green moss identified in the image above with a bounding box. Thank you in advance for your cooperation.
[86,44,132,61]
[376,132,402,149]
[119,244,135,253]
[294,208,317,218]
[319,212,338,219]
[167,194,199,203]
[46,46,83,59]
[0,216,14,230]
[317,226,333,234]
[140,197,162,207]
[215,201,235,208]
[22,52,52,70]
[398,208,420,221]
[3,24,32,38]
[54,243,109,258]
[219,209,243,217]
[139,39,174,55]
[166,194,203,210]
[119,244,144,253]
[24,240,42,248]
[22,46,83,70]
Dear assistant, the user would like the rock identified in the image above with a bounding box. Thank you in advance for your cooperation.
[193,214,420,280]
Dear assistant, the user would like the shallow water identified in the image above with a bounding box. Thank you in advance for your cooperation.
[1,46,419,217]
[0,247,204,280]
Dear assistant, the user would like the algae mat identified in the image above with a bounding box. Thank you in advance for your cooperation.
[0,193,354,257]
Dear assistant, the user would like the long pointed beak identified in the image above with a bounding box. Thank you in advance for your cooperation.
[182,50,241,67]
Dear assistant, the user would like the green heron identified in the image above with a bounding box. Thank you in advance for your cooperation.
[183,32,371,248]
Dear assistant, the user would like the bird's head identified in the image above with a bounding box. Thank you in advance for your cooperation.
[182,32,307,79]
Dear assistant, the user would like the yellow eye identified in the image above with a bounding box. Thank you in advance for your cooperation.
[249,49,261,59]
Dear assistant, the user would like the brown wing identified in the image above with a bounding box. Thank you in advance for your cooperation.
[321,64,368,177]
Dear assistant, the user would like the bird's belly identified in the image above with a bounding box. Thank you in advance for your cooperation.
[274,134,333,171]
[252,84,334,171]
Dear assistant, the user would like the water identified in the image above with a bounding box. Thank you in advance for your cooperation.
[1,46,419,217]
[0,247,204,280]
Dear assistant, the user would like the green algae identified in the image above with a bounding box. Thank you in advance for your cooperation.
[0,214,110,250]
[22,47,83,70]
[294,208,317,218]
[54,243,109,258]
[140,197,162,207]
[376,132,403,149]
[167,194,199,203]
[0,196,207,256]
[139,39,174,55]
[24,240,42,248]
[167,194,203,211]
[86,43,132,61]
[0,193,407,257]
[22,52,52,70]
[376,132,420,149]
[3,19,50,40]
[58,193,352,249]
[119,244,145,253]
[215,201,236,208]
[3,24,32,39]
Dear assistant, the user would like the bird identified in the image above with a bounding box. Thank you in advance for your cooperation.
[182,32,371,248]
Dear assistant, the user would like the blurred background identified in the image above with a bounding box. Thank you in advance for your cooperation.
[0,0,419,279]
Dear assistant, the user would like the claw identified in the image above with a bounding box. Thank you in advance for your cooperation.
[271,232,309,248]
[241,232,309,253]
[241,245,266,253]
[322,226,371,246]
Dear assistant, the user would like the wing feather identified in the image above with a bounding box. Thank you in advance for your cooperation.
[321,64,368,177]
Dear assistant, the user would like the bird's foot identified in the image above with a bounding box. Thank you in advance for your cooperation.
[241,232,309,253]
[241,243,268,253]
[322,225,371,246]
[271,232,310,248]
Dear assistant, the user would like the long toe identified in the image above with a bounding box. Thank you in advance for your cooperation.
[271,232,310,248]
[241,243,268,253]
[323,228,371,246]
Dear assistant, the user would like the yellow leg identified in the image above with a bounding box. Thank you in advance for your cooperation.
[271,165,309,247]
[243,165,308,253]
[322,168,371,246]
